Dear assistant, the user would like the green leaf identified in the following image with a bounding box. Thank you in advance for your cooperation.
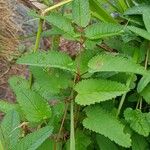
[124,4,150,15]
[88,53,147,75]
[140,84,150,104]
[89,0,117,23]
[75,79,129,105]
[127,26,150,40]
[0,100,18,113]
[0,110,20,149]
[85,23,123,40]
[83,106,131,147]
[143,9,150,32]
[96,134,119,150]
[124,108,150,137]
[9,77,52,123]
[137,75,150,93]
[45,13,76,37]
[13,126,53,150]
[30,67,72,99]
[72,0,90,27]
[17,51,75,72]
[41,28,64,37]
[131,133,150,150]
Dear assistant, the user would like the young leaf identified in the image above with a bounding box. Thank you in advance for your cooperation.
[127,26,150,40]
[75,79,129,105]
[143,9,150,32]
[96,134,119,150]
[13,126,53,150]
[85,23,123,40]
[17,51,75,72]
[89,0,117,23]
[9,77,52,123]
[83,106,131,147]
[45,13,76,37]
[124,108,150,137]
[72,0,90,27]
[140,84,150,104]
[0,110,20,149]
[88,53,147,75]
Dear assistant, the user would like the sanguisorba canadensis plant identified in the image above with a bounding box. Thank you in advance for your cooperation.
[1,0,150,149]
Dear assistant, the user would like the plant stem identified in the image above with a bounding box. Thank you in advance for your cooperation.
[34,19,43,52]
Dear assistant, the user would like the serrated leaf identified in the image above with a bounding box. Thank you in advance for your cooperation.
[72,0,90,27]
[85,23,123,40]
[13,126,53,150]
[17,51,75,72]
[83,106,131,147]
[30,67,72,99]
[96,134,119,150]
[75,79,129,105]
[143,9,150,32]
[0,100,18,113]
[9,77,52,123]
[124,4,150,15]
[124,108,150,137]
[45,13,76,37]
[131,133,150,150]
[140,83,150,104]
[88,53,147,75]
[0,110,20,149]
[137,75,150,93]
[127,26,150,40]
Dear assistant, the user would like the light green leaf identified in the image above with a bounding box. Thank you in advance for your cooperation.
[72,0,90,27]
[143,9,150,33]
[127,26,150,40]
[45,13,76,37]
[75,79,129,105]
[9,77,52,123]
[83,106,131,147]
[96,134,119,150]
[140,84,150,104]
[0,110,20,149]
[85,23,123,40]
[124,108,150,137]
[13,126,53,150]
[88,53,147,75]
[137,75,150,93]
[17,51,75,72]
[0,100,18,113]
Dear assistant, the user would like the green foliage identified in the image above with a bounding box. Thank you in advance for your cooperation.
[2,0,150,149]
[85,23,123,39]
[0,110,20,149]
[124,108,150,136]
[72,0,90,27]
[17,51,75,72]
[13,126,53,150]
[88,53,147,74]
[75,79,129,105]
[83,105,131,147]
[9,77,52,123]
